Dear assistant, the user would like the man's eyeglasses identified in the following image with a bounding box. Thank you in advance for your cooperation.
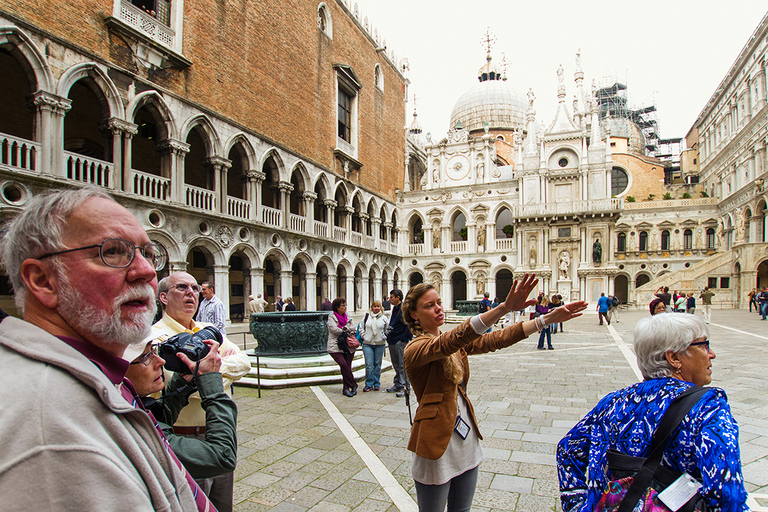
[173,283,200,294]
[689,340,711,352]
[130,345,159,367]
[38,238,167,271]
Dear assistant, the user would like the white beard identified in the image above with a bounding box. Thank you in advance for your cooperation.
[57,274,157,348]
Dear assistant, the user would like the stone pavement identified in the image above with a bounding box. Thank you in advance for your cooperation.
[227,308,768,511]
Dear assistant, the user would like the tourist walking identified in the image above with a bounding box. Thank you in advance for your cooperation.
[327,298,357,397]
[550,294,564,333]
[596,292,611,325]
[359,301,389,392]
[686,292,696,314]
[536,296,553,350]
[403,274,586,512]
[386,289,412,397]
[699,286,715,323]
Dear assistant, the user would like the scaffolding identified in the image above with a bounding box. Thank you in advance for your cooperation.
[595,82,663,157]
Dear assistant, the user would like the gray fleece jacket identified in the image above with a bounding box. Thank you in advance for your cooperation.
[0,316,200,511]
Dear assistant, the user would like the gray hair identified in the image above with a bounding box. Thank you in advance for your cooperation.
[157,275,172,295]
[634,313,709,380]
[1,187,112,311]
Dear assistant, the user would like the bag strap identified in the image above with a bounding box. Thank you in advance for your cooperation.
[617,385,709,512]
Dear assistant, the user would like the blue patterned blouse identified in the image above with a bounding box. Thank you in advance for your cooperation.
[557,378,748,512]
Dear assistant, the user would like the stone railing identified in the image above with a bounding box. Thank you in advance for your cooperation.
[65,152,112,188]
[0,133,38,172]
[378,238,388,251]
[118,0,175,49]
[261,205,281,227]
[185,184,215,211]
[133,169,170,200]
[227,196,251,219]
[409,243,424,254]
[390,241,398,253]
[333,225,346,242]
[451,240,467,252]
[289,213,306,232]
[313,220,327,238]
[623,197,718,210]
[351,231,362,246]
[495,238,514,250]
[514,197,621,217]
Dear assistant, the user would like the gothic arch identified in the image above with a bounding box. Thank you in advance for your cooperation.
[292,251,315,269]
[258,148,286,182]
[184,236,226,266]
[180,114,221,157]
[313,173,332,198]
[126,91,177,141]
[145,229,183,263]
[225,243,260,267]
[0,26,54,92]
[289,161,311,189]
[223,133,257,168]
[261,247,290,269]
[56,62,125,119]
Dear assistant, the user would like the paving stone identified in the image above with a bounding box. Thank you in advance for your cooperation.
[490,474,534,494]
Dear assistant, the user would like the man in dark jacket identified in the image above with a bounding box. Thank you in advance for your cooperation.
[386,289,412,397]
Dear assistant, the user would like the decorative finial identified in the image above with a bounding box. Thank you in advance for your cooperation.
[500,52,509,81]
[481,28,496,59]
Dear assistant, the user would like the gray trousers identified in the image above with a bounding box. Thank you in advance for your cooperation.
[414,465,479,512]
[388,341,410,389]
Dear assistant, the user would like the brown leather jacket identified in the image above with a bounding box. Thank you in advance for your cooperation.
[404,318,527,460]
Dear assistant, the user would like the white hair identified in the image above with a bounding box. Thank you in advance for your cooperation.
[1,187,112,311]
[634,313,709,380]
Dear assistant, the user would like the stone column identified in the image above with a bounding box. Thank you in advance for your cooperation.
[325,199,337,239]
[280,270,293,305]
[343,206,355,236]
[371,216,382,249]
[303,191,317,234]
[250,267,264,300]
[168,260,189,273]
[107,118,137,192]
[750,215,761,243]
[328,273,337,300]
[48,94,72,178]
[158,139,190,204]
[206,156,231,214]
[467,223,476,253]
[306,272,317,310]
[32,91,70,176]
[249,170,265,222]
[213,265,231,326]
[278,181,293,229]
[359,212,370,243]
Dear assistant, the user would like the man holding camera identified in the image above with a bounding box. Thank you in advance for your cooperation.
[0,188,213,511]
[149,271,251,512]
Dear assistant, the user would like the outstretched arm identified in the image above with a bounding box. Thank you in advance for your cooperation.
[479,273,539,326]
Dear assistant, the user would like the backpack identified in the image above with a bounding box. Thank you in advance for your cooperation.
[355,313,369,342]
[611,296,620,308]
[479,299,490,313]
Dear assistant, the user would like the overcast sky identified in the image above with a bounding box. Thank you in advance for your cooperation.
[353,1,767,144]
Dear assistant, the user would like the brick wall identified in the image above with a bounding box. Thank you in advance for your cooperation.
[2,0,406,199]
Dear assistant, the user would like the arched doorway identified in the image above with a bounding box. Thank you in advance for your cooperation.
[614,275,629,304]
[292,259,307,310]
[316,261,329,308]
[409,272,424,290]
[635,273,651,288]
[228,252,250,321]
[451,270,467,309]
[336,265,347,302]
[495,269,514,300]
[263,257,281,311]
[758,260,768,290]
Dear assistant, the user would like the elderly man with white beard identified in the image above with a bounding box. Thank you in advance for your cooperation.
[0,188,215,512]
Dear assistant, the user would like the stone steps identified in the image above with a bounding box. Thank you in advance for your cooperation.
[236,351,393,388]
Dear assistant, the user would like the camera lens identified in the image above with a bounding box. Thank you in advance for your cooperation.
[194,326,223,344]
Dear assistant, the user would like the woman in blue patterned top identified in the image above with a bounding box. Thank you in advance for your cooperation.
[557,313,748,512]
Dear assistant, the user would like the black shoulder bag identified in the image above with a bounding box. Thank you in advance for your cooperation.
[606,385,710,512]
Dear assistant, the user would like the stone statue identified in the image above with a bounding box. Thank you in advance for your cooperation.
[476,276,485,296]
[735,210,744,242]
[529,243,536,266]
[432,228,440,249]
[592,239,602,264]
[432,274,441,294]
[559,252,570,280]
[527,88,536,108]
[477,224,486,248]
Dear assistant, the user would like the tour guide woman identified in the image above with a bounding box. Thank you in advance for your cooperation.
[402,273,587,511]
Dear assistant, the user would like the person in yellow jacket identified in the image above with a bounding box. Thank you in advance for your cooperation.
[147,271,251,512]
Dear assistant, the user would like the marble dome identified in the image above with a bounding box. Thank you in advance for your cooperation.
[603,116,647,155]
[449,78,527,134]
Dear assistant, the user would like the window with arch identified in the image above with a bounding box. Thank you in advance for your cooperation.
[706,228,716,249]
[317,3,332,38]
[335,65,360,155]
[617,232,626,252]
[661,230,670,251]
[683,229,693,250]
[452,212,467,241]
[639,231,648,251]
[611,167,629,196]
[374,64,383,91]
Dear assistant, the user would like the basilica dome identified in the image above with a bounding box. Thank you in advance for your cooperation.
[603,116,647,155]
[449,54,527,133]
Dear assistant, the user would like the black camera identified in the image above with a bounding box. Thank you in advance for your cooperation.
[158,326,222,374]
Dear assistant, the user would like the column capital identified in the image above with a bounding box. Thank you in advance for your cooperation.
[106,117,138,136]
[206,155,232,170]
[31,91,71,114]
[302,191,318,201]
[246,170,266,182]
[277,181,294,192]
[156,138,191,155]
[324,199,337,208]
